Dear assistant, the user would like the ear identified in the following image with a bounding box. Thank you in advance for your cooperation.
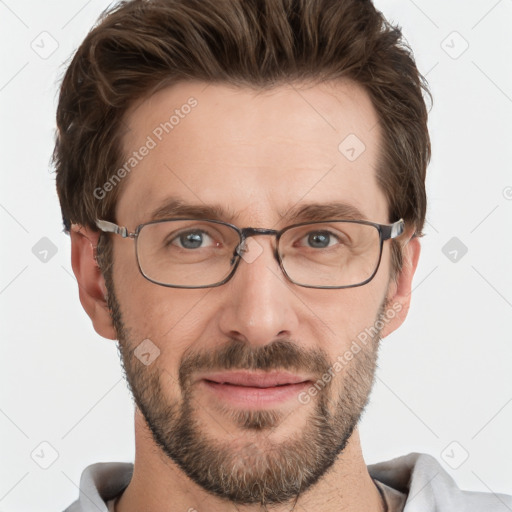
[380,231,421,339]
[70,224,117,340]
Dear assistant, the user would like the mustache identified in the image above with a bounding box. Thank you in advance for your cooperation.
[178,338,331,389]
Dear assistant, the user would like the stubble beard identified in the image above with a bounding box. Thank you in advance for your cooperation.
[104,270,382,507]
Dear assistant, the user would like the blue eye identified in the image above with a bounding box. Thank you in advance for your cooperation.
[307,231,333,248]
[171,230,215,249]
[301,231,340,249]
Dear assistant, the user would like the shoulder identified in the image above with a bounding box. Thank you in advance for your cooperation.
[368,452,512,512]
[63,462,133,512]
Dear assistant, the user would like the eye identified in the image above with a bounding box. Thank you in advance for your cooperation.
[300,230,340,249]
[170,230,216,249]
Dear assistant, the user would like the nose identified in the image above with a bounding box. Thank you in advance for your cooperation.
[217,236,300,347]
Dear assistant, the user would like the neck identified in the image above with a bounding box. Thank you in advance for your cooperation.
[115,408,384,512]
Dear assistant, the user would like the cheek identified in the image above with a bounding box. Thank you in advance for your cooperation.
[298,277,388,365]
[113,252,213,355]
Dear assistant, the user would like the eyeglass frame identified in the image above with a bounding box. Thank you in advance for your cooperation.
[95,217,405,290]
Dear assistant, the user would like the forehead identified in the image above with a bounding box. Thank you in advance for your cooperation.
[116,80,387,227]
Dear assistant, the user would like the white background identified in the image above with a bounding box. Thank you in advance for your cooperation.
[1,1,511,510]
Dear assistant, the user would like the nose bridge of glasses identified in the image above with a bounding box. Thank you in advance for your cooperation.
[235,227,280,258]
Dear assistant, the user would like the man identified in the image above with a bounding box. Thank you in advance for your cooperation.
[55,0,511,511]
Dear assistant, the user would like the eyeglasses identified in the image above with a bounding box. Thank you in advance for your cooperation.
[95,217,404,289]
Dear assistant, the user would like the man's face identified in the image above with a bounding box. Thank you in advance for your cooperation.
[106,81,399,505]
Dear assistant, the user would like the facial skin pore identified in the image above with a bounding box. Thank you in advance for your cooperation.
[70,80,420,512]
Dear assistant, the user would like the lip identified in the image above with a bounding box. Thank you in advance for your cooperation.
[197,371,312,408]
[199,370,310,388]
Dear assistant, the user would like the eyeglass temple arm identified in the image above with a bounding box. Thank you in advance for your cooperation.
[382,218,405,240]
[96,219,130,238]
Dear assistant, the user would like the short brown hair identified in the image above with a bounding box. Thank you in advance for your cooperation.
[54,0,431,275]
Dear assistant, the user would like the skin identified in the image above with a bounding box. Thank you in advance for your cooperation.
[70,80,420,512]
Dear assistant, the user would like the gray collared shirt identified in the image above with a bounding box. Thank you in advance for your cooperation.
[64,452,512,511]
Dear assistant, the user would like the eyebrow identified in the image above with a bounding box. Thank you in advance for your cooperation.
[280,202,367,223]
[146,197,368,225]
[147,198,239,223]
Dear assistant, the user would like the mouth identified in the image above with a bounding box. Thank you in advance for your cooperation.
[201,370,310,387]
[198,370,312,408]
